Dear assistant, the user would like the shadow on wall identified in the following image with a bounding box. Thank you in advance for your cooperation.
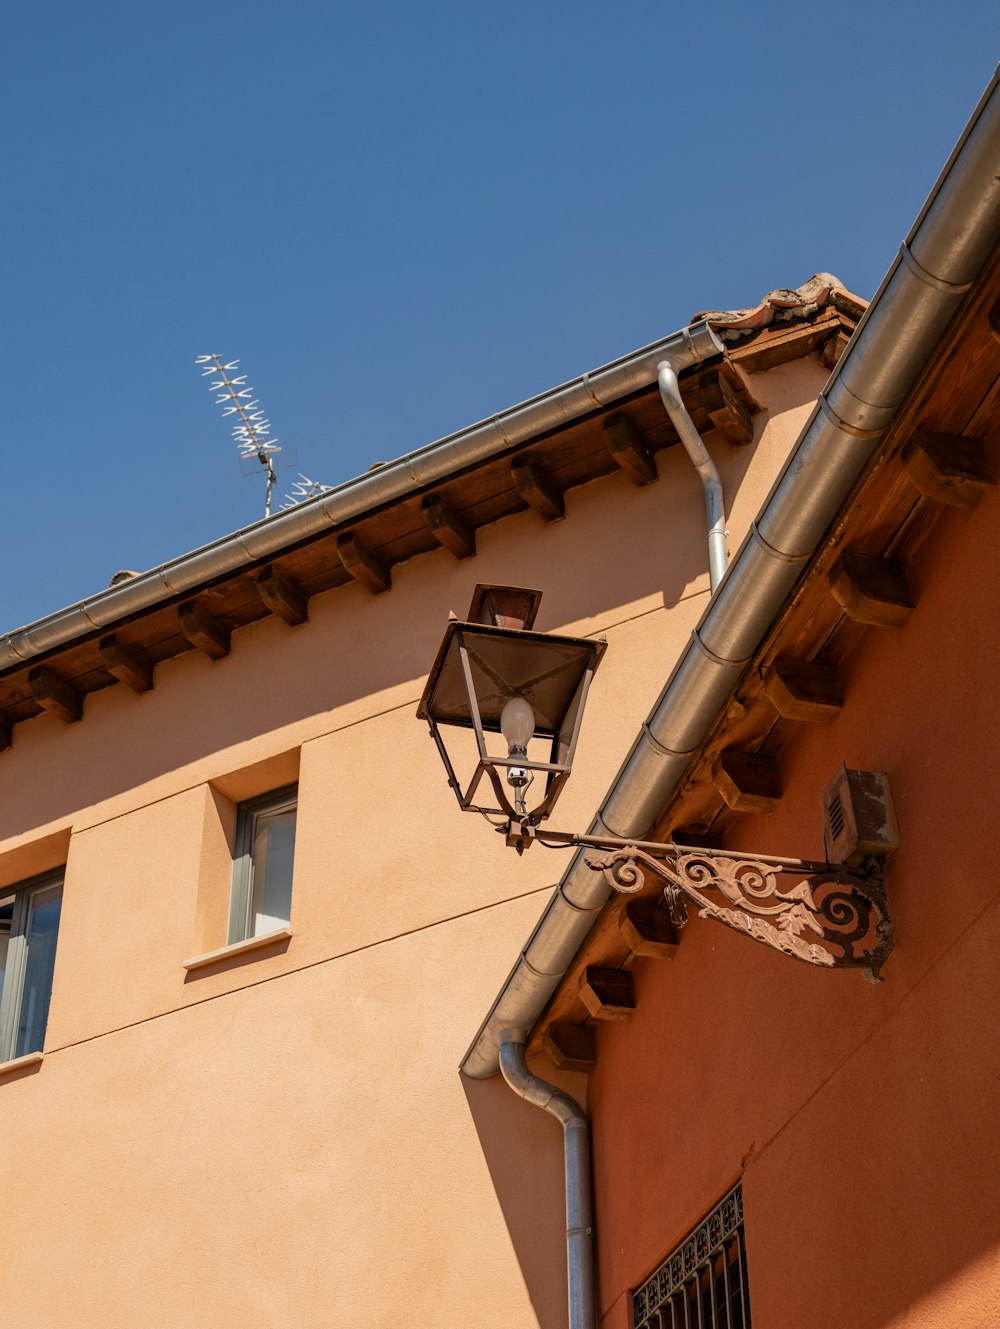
[0,436,761,841]
[463,1060,591,1329]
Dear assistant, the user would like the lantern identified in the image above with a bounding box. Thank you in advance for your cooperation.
[417,586,605,824]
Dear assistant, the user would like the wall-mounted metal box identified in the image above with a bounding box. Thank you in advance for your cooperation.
[821,765,899,865]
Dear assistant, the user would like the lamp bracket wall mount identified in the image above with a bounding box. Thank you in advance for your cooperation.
[506,823,894,981]
[419,592,896,980]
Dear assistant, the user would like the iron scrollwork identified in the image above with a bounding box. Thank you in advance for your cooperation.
[586,844,893,981]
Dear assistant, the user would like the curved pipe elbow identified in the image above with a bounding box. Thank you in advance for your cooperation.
[655,356,685,416]
[657,359,713,470]
[498,1029,585,1129]
[657,359,728,591]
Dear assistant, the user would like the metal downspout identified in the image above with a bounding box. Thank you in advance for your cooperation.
[657,356,728,590]
[498,1030,596,1329]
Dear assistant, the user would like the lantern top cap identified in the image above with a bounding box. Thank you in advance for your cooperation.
[467,584,543,631]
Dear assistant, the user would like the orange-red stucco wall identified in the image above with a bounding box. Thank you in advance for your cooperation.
[588,475,1000,1327]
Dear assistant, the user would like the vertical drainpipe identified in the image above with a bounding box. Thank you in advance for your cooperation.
[495,335,725,1329]
[498,1030,596,1329]
[657,354,728,590]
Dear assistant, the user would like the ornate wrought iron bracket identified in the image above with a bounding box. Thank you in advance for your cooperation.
[512,823,894,981]
[587,842,892,981]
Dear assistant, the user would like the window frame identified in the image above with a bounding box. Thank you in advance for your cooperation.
[227,784,298,945]
[0,868,64,1064]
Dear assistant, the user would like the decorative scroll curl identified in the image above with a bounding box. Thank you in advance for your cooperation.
[585,845,893,981]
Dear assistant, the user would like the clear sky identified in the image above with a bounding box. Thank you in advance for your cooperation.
[2,3,998,632]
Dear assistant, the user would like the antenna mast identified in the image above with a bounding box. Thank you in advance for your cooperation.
[196,354,282,518]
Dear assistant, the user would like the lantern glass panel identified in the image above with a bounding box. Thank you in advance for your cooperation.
[417,623,605,736]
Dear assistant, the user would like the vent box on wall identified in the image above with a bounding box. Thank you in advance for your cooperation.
[820,765,899,865]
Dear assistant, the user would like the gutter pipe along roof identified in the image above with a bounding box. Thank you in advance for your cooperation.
[462,65,1000,1079]
[0,323,721,669]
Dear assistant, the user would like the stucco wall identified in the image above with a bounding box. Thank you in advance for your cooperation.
[0,357,823,1328]
[587,444,1000,1327]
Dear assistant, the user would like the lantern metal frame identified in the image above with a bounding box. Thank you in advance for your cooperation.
[417,618,606,824]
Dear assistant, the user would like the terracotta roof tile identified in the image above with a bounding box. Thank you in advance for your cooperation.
[693,273,867,339]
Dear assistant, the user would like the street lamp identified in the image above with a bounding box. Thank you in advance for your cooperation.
[419,586,896,981]
[417,585,606,826]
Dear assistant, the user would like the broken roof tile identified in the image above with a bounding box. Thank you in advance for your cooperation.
[693,273,866,339]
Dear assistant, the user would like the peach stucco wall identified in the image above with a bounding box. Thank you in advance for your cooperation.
[588,447,1000,1327]
[0,358,823,1328]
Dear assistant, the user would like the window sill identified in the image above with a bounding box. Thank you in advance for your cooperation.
[183,926,292,972]
[0,1051,44,1080]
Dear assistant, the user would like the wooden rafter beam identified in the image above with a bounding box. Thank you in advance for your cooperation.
[512,453,565,522]
[763,658,843,724]
[541,1022,597,1073]
[693,361,760,446]
[421,493,476,560]
[719,360,762,411]
[337,531,391,594]
[821,329,852,371]
[619,897,680,959]
[712,749,782,815]
[706,368,754,444]
[603,412,658,486]
[579,966,635,1021]
[901,429,993,508]
[256,566,309,626]
[178,601,231,660]
[99,635,154,694]
[829,553,914,628]
[28,667,83,723]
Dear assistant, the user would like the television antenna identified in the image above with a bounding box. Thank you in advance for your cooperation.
[280,473,332,510]
[196,354,288,518]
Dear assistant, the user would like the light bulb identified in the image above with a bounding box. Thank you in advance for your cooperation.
[500,696,535,753]
[500,696,535,791]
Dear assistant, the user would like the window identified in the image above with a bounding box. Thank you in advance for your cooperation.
[228,785,297,944]
[632,1183,750,1329]
[0,870,63,1062]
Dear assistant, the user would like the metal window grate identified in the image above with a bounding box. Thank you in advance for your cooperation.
[632,1183,750,1329]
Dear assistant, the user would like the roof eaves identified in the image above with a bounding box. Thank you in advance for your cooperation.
[0,321,724,671]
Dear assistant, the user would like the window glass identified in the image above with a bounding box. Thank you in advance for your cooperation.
[0,873,63,1063]
[228,786,297,944]
[15,883,63,1059]
[0,895,14,998]
[250,807,295,936]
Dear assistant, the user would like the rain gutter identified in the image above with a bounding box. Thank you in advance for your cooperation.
[462,65,1000,1080]
[0,324,722,669]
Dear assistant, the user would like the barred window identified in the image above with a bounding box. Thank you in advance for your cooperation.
[632,1183,750,1329]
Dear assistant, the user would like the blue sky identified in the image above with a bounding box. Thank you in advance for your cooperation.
[2,3,998,631]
